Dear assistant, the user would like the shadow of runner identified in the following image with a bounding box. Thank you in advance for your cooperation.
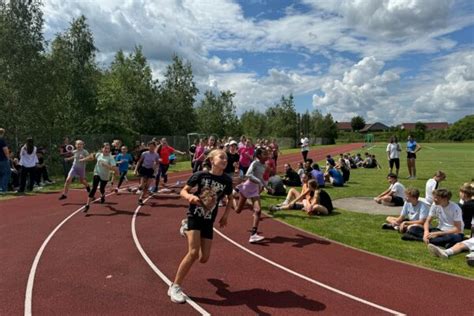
[192,279,326,315]
[84,205,151,217]
[259,234,331,248]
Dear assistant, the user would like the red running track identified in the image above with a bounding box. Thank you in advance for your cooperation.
[1,143,473,315]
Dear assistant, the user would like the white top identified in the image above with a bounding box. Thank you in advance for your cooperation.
[19,146,38,168]
[400,201,429,221]
[300,137,309,151]
[424,178,438,205]
[386,143,401,159]
[389,182,405,199]
[428,201,464,232]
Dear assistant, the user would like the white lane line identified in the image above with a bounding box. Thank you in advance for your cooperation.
[213,229,405,316]
[24,188,126,316]
[131,198,210,316]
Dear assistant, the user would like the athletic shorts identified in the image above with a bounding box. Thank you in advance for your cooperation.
[392,196,404,206]
[138,166,154,178]
[389,158,400,169]
[68,166,85,179]
[461,238,474,251]
[407,152,416,159]
[236,180,260,199]
[187,216,214,239]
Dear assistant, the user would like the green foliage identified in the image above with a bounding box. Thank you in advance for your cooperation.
[196,90,241,137]
[265,94,297,138]
[350,115,366,131]
[309,110,338,142]
[446,115,474,141]
[240,110,268,138]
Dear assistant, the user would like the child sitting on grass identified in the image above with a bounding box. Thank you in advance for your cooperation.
[382,188,429,232]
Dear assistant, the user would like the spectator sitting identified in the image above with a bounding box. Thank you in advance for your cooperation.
[336,156,350,183]
[325,164,344,187]
[354,153,362,166]
[9,151,20,191]
[282,163,302,187]
[35,149,53,186]
[459,183,474,230]
[296,162,305,181]
[267,175,288,197]
[371,155,382,169]
[374,173,405,206]
[361,152,373,168]
[273,172,310,208]
[421,170,446,205]
[403,189,464,248]
[427,228,473,267]
[310,163,325,188]
[304,158,313,173]
[326,155,336,167]
[270,179,333,215]
[382,188,429,232]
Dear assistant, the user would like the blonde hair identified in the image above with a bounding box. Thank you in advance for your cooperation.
[405,187,420,199]
[206,149,226,162]
[434,170,446,179]
[0,128,5,136]
[75,140,84,146]
[432,188,452,200]
[460,183,474,198]
[307,179,319,191]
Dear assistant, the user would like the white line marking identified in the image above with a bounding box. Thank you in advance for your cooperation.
[213,229,405,316]
[131,198,210,316]
[24,188,127,316]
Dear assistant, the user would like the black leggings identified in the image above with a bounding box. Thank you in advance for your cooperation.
[19,166,36,192]
[117,171,127,188]
[89,175,108,198]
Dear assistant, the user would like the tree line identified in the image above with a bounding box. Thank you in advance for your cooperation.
[0,1,339,147]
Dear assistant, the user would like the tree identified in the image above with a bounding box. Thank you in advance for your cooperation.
[240,110,267,138]
[0,0,46,144]
[447,115,474,141]
[414,122,427,141]
[351,116,366,131]
[310,110,338,143]
[158,55,198,134]
[266,94,297,138]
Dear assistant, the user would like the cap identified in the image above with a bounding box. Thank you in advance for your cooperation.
[229,140,238,146]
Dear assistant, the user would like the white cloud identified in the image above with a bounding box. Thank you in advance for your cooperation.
[312,56,400,122]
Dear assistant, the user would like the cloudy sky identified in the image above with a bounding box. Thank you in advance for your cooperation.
[42,0,473,125]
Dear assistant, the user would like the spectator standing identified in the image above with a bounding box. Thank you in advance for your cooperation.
[0,128,10,194]
[406,134,421,179]
[300,133,309,162]
[386,136,402,176]
[18,137,39,193]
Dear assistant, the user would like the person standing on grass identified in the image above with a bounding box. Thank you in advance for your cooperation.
[421,170,446,205]
[134,141,160,206]
[403,189,464,247]
[234,147,274,243]
[169,149,233,304]
[373,173,405,206]
[0,128,11,194]
[386,136,402,176]
[382,188,429,232]
[300,133,309,162]
[59,140,91,200]
[153,138,185,193]
[83,143,118,212]
[18,138,39,193]
[406,135,421,179]
[114,146,134,194]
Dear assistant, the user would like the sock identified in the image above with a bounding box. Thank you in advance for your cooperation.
[251,227,257,235]
[445,249,454,256]
[283,199,289,205]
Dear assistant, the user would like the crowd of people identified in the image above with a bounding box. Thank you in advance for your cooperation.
[1,128,472,305]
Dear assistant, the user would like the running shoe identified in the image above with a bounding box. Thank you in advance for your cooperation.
[179,219,188,237]
[381,223,394,230]
[138,199,144,206]
[100,196,105,204]
[86,186,91,193]
[58,194,67,200]
[168,284,186,304]
[466,252,474,267]
[249,233,265,243]
[82,204,90,213]
[114,188,119,194]
[427,244,448,259]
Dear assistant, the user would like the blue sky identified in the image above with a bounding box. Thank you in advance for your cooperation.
[42,0,474,125]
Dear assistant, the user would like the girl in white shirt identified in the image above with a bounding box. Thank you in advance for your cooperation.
[18,138,38,193]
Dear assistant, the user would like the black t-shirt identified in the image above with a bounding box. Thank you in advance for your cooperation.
[186,171,233,222]
[285,169,301,185]
[318,189,333,213]
[268,175,286,196]
[0,138,7,161]
[224,152,240,173]
[461,200,474,229]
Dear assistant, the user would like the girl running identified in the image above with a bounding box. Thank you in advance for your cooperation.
[191,138,206,173]
[153,138,185,192]
[234,147,274,243]
[59,140,90,200]
[134,141,160,206]
[168,149,233,304]
[83,143,118,212]
[114,145,134,194]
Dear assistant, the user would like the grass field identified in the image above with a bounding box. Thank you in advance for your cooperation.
[2,143,473,277]
[261,142,474,278]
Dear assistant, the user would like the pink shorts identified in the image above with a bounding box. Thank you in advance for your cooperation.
[236,180,260,199]
[68,166,86,179]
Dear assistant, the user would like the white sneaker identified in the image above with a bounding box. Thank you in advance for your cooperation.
[168,284,186,304]
[249,233,265,243]
[427,244,448,259]
[179,219,188,237]
[466,252,474,259]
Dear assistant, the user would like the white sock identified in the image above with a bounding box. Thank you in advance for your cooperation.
[283,199,289,205]
[445,249,454,256]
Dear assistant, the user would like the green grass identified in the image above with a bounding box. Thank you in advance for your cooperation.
[261,142,474,278]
